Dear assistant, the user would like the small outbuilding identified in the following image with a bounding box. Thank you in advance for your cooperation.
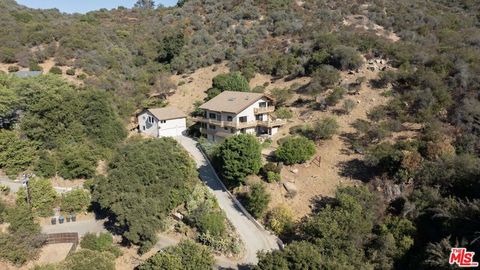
[137,107,187,138]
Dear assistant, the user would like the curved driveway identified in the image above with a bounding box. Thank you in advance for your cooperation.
[175,135,279,265]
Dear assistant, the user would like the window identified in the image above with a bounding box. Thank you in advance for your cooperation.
[147,116,154,124]
[259,101,267,108]
[209,113,216,119]
[224,127,228,130]
[142,126,145,131]
[227,116,233,121]
[160,120,166,124]
[256,114,263,121]
[240,128,246,134]
[239,116,247,122]
[209,124,216,130]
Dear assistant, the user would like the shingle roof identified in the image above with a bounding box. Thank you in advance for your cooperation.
[199,91,271,114]
[145,107,186,121]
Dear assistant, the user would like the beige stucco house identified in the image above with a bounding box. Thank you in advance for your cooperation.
[138,107,187,137]
[197,91,285,142]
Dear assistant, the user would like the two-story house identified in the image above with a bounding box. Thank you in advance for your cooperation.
[197,91,286,142]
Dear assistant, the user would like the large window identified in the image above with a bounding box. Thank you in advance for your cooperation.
[209,124,216,130]
[227,116,233,122]
[209,113,216,119]
[239,116,247,122]
[147,116,155,124]
[259,101,267,108]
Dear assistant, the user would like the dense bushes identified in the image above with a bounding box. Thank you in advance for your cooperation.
[0,74,125,179]
[60,249,115,270]
[245,183,270,218]
[138,240,214,270]
[80,233,122,257]
[0,204,44,265]
[276,136,316,165]
[60,189,91,214]
[206,72,250,100]
[93,138,197,253]
[16,178,57,217]
[215,134,262,184]
[0,130,37,177]
[307,117,339,140]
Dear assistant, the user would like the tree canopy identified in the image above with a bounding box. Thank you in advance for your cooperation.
[215,134,262,184]
[92,138,197,253]
[138,240,214,270]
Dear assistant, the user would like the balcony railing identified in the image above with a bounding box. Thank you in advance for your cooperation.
[254,106,275,114]
[200,128,235,138]
[257,119,287,127]
[195,118,257,129]
[196,117,286,129]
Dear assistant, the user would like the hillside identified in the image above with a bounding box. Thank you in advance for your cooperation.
[0,0,479,269]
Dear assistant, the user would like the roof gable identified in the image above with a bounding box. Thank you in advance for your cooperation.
[199,91,272,114]
[140,107,186,121]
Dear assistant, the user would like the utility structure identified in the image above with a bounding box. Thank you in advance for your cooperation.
[22,173,33,206]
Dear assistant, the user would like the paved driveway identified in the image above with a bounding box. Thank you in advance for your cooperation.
[175,135,279,265]
[41,219,106,236]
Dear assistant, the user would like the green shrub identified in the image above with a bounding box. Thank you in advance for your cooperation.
[309,117,339,140]
[60,249,115,270]
[77,74,87,80]
[330,45,364,70]
[139,240,214,270]
[216,134,262,184]
[342,99,357,114]
[92,138,197,253]
[325,87,346,106]
[16,178,57,217]
[275,107,293,119]
[306,65,341,96]
[192,208,226,237]
[80,233,122,257]
[29,63,42,71]
[8,66,19,73]
[245,183,270,218]
[0,184,10,195]
[49,66,62,75]
[0,130,37,178]
[212,72,250,92]
[56,143,98,179]
[271,88,293,106]
[61,189,91,214]
[266,171,281,183]
[66,68,75,76]
[266,205,294,235]
[276,136,316,165]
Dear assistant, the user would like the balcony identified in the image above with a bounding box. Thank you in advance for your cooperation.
[200,128,235,138]
[257,119,286,127]
[254,106,275,114]
[195,117,257,129]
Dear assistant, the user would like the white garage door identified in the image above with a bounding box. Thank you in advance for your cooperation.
[159,127,185,137]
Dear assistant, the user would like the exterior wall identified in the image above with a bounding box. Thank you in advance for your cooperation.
[271,127,279,135]
[202,98,275,142]
[236,98,271,123]
[158,118,186,137]
[138,111,158,137]
[138,111,186,138]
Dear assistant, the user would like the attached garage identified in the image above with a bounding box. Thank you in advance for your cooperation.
[138,107,187,138]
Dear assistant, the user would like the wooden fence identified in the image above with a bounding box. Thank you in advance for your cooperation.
[44,232,79,255]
